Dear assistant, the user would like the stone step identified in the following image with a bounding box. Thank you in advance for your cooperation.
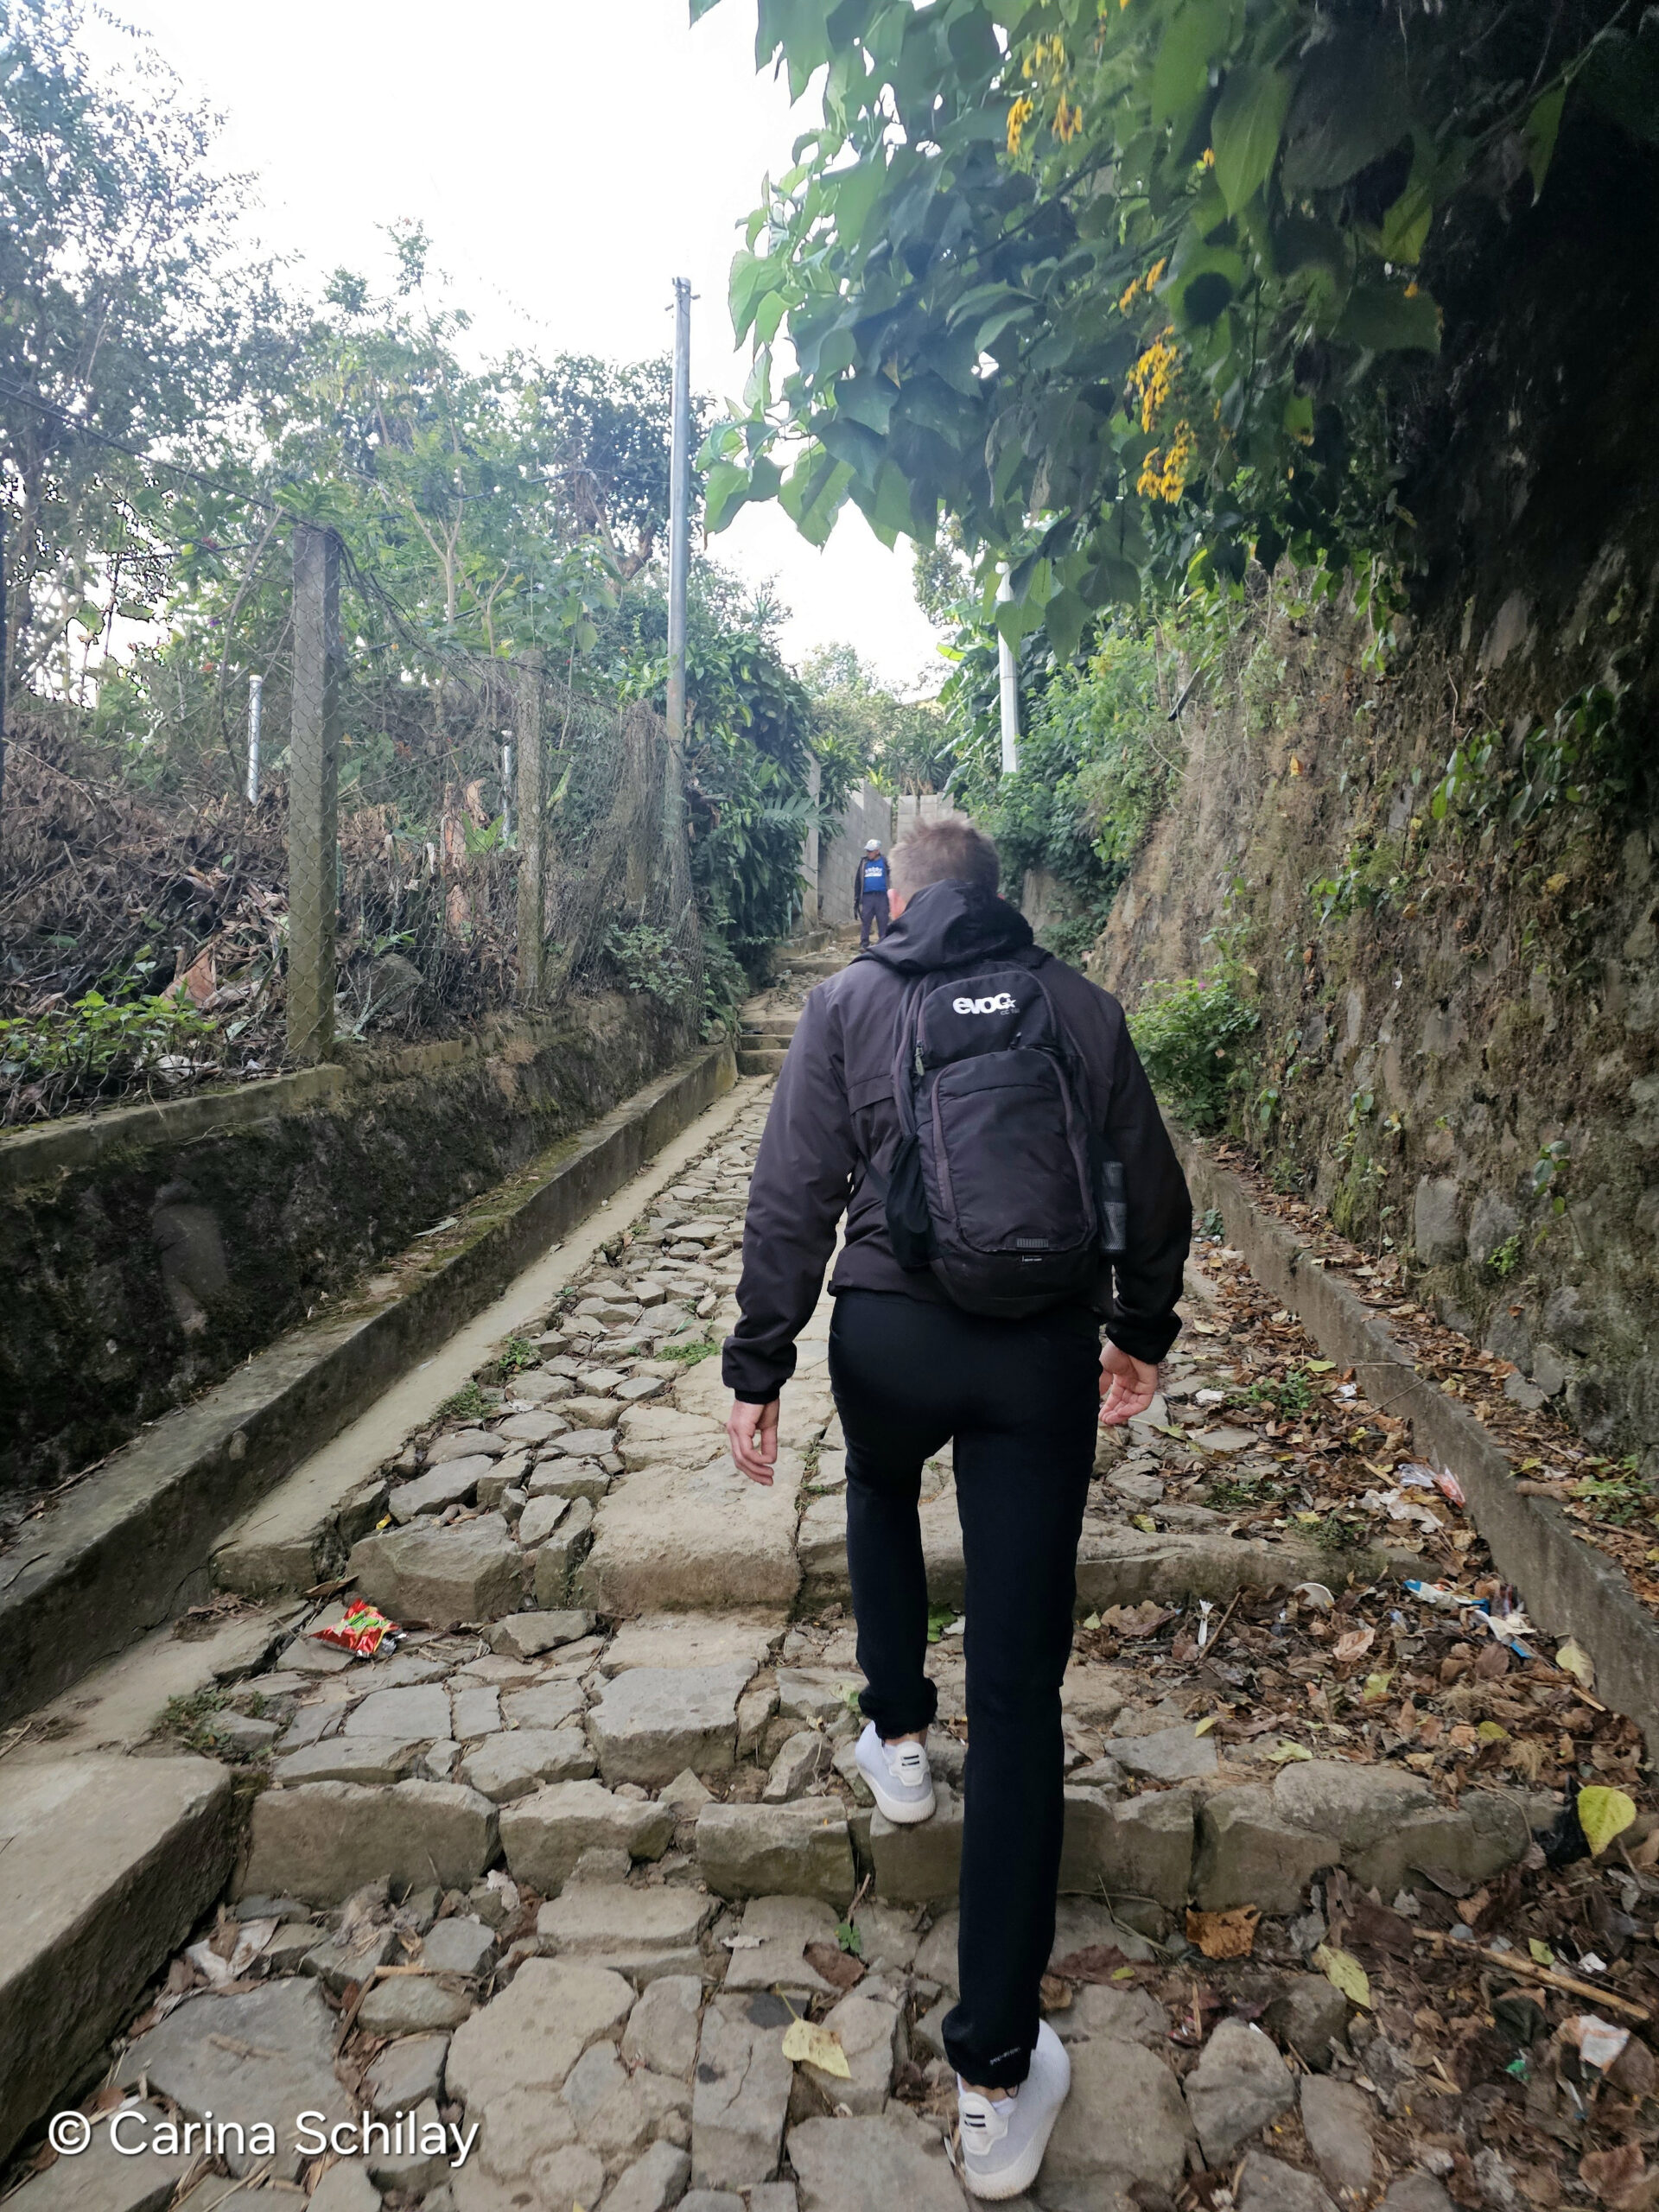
[798,1489,1419,1614]
[736,1050,787,1077]
[2,1754,236,2164]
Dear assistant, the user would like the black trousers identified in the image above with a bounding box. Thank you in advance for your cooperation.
[827,1288,1098,2088]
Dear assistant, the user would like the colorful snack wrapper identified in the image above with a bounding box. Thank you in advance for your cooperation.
[314,1600,400,1657]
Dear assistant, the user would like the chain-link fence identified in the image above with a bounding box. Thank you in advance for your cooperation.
[0,522,702,1122]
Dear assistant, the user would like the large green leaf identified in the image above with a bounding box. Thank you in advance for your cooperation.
[1337,282,1440,354]
[703,461,750,534]
[1211,67,1293,213]
[1151,0,1232,128]
[1281,35,1411,193]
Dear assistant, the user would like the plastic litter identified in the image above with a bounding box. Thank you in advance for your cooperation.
[1292,1581,1336,1611]
[1566,2014,1630,2072]
[1362,1485,1443,1532]
[313,1599,400,1657]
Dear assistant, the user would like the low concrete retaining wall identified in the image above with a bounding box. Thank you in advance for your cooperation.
[1178,1134,1659,1754]
[0,1040,734,1727]
[2,994,693,1493]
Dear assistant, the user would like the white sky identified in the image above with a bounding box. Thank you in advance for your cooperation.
[81,0,942,689]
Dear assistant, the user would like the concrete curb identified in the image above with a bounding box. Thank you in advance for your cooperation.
[0,1039,735,1728]
[1177,1132,1659,1753]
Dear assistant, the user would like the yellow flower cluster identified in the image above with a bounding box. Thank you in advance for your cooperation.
[1127,328,1179,433]
[1007,93,1036,155]
[1138,419,1197,503]
[1116,257,1167,315]
[1021,35,1068,81]
[1054,95,1084,142]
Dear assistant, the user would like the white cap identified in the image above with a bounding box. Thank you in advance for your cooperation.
[866,839,880,850]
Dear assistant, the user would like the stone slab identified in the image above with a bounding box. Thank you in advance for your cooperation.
[582,1455,804,1613]
[721,1894,843,1996]
[241,1780,498,1904]
[0,1756,235,2167]
[488,1609,594,1658]
[272,1735,426,1787]
[461,1726,594,1802]
[600,1614,785,1675]
[390,1458,492,1522]
[446,1958,637,2106]
[788,2115,968,2211]
[537,1885,717,1974]
[588,1662,753,1785]
[696,1802,856,1907]
[692,1993,794,2190]
[115,1978,353,2180]
[3,2101,194,2212]
[346,1683,452,1738]
[348,1515,524,1628]
[499,1780,675,1892]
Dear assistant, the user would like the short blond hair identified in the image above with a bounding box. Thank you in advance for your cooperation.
[891,819,999,898]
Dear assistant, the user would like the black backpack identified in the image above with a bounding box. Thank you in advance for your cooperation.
[871,954,1128,1319]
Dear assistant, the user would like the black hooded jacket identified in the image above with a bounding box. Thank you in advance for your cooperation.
[722,880,1192,1404]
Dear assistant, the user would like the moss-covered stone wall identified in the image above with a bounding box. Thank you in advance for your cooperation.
[3,992,693,1495]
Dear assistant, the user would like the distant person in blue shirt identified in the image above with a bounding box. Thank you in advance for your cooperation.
[855,838,891,947]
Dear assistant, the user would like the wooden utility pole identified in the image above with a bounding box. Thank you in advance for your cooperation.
[515,651,546,1006]
[0,512,9,824]
[286,524,342,1064]
[664,277,692,847]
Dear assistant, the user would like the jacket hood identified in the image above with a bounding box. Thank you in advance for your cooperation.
[858,880,1036,976]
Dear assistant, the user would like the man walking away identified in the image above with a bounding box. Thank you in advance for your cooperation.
[723,819,1191,2201]
[855,836,891,946]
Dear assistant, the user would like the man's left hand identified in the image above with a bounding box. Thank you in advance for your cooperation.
[728,1396,780,1485]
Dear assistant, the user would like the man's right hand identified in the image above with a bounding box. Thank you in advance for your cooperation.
[728,1396,780,1485]
[1098,1344,1160,1427]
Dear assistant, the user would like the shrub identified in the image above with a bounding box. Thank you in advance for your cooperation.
[1128,969,1258,1132]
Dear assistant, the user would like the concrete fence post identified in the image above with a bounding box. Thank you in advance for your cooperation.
[515,651,546,1006]
[286,524,342,1065]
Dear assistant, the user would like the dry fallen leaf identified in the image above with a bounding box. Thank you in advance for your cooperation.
[1557,1637,1597,1692]
[1313,1942,1371,2009]
[1333,1626,1376,1664]
[1579,1785,1637,1858]
[803,1940,866,1993]
[1580,2141,1649,2208]
[1039,1973,1074,2012]
[1185,1906,1260,1960]
[782,2018,851,2079]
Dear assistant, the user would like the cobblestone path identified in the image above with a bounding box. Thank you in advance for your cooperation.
[9,963,1656,2212]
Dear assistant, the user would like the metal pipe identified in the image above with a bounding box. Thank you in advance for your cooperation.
[245,673,263,804]
[500,738,513,844]
[996,568,1020,774]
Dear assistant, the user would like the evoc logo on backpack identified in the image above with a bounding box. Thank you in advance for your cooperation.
[876,960,1128,1320]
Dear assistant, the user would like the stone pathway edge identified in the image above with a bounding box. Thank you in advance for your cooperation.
[0,1039,738,1730]
[1178,1131,1659,1754]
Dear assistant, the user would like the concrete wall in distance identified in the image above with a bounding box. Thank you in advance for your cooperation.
[893,792,969,845]
[819,779,893,925]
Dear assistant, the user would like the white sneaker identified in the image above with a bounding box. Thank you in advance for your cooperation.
[957,2020,1071,2201]
[854,1719,935,1823]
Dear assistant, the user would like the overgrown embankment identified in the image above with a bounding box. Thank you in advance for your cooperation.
[1100,575,1659,1473]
